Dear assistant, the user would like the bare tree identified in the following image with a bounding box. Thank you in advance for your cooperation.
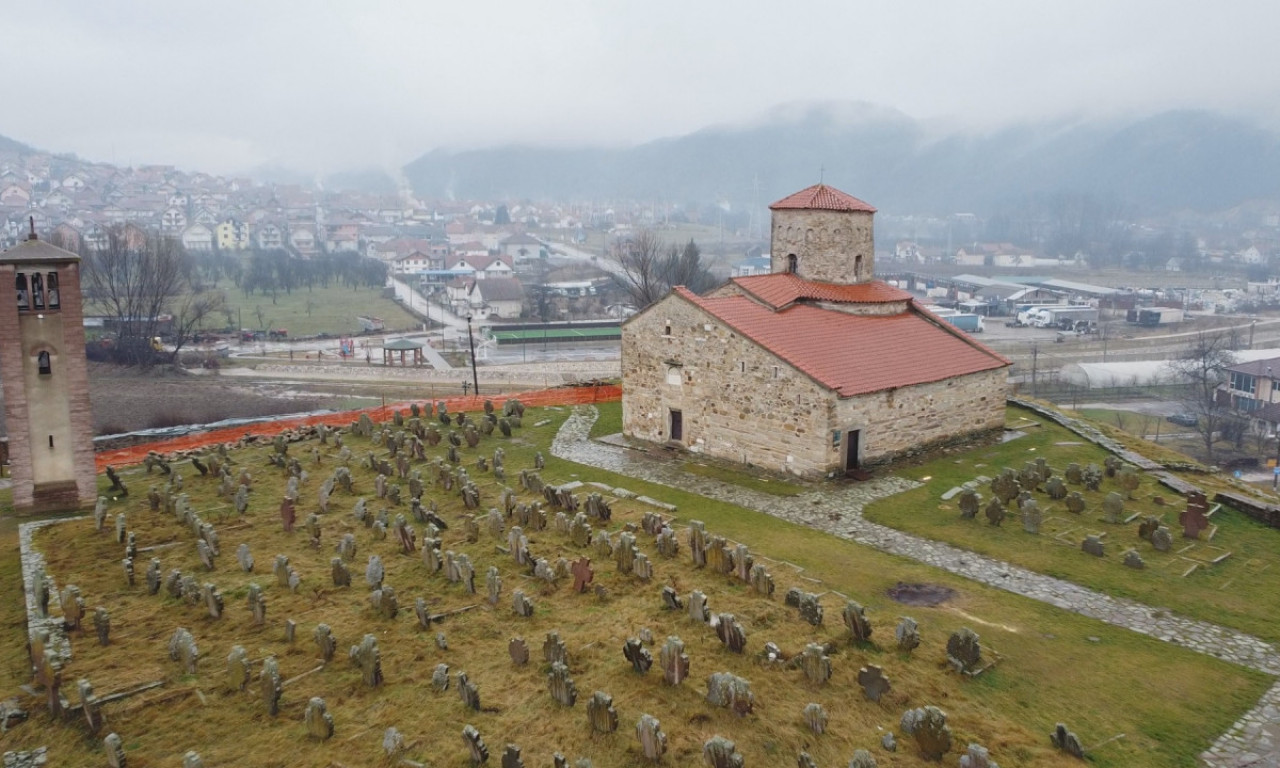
[1166,331,1237,461]
[167,288,228,361]
[81,225,191,366]
[610,231,717,310]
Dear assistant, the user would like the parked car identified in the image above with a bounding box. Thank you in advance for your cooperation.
[1166,413,1198,427]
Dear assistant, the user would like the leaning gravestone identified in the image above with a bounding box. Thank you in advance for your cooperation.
[901,705,953,761]
[896,617,921,653]
[1050,722,1085,758]
[458,671,481,710]
[462,724,489,766]
[842,600,873,643]
[946,628,982,675]
[623,638,652,674]
[104,733,126,768]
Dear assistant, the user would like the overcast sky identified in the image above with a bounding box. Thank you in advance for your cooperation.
[4,0,1279,177]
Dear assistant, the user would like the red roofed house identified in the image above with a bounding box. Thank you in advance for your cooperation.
[621,183,1010,477]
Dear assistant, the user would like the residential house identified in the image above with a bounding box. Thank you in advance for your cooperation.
[289,224,317,255]
[499,232,544,261]
[256,222,284,250]
[181,223,215,251]
[216,218,251,250]
[160,206,187,232]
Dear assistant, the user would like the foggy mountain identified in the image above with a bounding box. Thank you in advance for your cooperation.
[402,103,1280,215]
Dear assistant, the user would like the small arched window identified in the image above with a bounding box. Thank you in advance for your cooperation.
[855,254,864,276]
[15,273,29,310]
[37,351,51,375]
[786,254,798,274]
[46,272,59,309]
[30,273,44,310]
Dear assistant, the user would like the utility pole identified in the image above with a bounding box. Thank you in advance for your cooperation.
[1031,343,1039,398]
[465,314,479,396]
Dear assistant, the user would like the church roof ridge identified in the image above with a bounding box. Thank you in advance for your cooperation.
[768,183,876,213]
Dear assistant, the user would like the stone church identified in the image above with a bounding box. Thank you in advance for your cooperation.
[621,183,1010,477]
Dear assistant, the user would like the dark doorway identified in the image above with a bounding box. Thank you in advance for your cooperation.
[669,409,683,442]
[844,429,860,472]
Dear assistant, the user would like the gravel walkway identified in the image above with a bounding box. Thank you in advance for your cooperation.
[552,406,1280,768]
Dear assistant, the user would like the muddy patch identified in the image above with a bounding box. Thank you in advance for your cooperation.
[887,582,955,607]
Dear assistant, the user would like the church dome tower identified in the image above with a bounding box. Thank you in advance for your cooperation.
[768,183,876,284]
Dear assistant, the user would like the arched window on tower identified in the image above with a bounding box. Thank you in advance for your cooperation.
[15,273,29,310]
[46,272,59,309]
[786,254,798,274]
[37,351,51,375]
[30,273,44,310]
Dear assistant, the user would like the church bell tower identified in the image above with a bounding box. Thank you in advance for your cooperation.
[0,222,96,513]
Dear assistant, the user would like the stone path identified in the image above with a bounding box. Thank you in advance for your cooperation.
[552,406,1280,768]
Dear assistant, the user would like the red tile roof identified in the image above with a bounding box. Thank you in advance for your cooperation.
[769,183,876,213]
[674,288,1009,397]
[733,273,910,308]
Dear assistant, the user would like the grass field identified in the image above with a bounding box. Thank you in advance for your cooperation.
[0,405,1268,766]
[863,405,1280,646]
[199,280,422,338]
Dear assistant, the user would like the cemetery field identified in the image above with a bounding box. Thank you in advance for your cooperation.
[0,406,1269,767]
[863,405,1280,647]
[199,280,422,338]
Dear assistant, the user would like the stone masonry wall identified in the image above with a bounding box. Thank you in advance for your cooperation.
[833,367,1008,467]
[0,263,33,510]
[622,292,1009,476]
[769,208,874,284]
[622,292,834,475]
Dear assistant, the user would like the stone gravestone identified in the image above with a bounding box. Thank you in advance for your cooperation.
[1021,499,1043,534]
[168,627,199,674]
[543,631,569,666]
[661,586,683,611]
[486,567,502,605]
[104,733,127,768]
[797,643,831,685]
[984,497,1005,526]
[570,557,594,593]
[901,705,953,761]
[842,600,872,643]
[1050,723,1085,758]
[857,664,891,701]
[547,661,577,706]
[688,521,708,567]
[432,663,450,692]
[797,593,823,626]
[1123,550,1145,569]
[304,697,335,740]
[1082,535,1105,557]
[260,657,282,716]
[706,672,754,716]
[689,590,711,622]
[587,690,618,733]
[462,724,489,766]
[501,744,525,768]
[957,489,981,519]
[660,636,689,685]
[350,634,383,686]
[703,736,744,768]
[715,614,747,653]
[946,628,982,675]
[331,558,351,588]
[896,617,921,652]
[623,638,652,674]
[635,714,667,763]
[512,590,534,618]
[1151,526,1173,552]
[1180,492,1210,539]
[803,702,827,735]
[508,637,529,665]
[1045,476,1068,500]
[227,645,251,692]
[236,543,254,573]
[458,671,481,710]
[1102,492,1124,524]
[749,564,774,597]
[314,624,337,662]
[1065,491,1086,515]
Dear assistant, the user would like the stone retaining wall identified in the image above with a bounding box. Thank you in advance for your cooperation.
[1214,491,1280,530]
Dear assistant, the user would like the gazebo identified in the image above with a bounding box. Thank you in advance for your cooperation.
[380,337,426,366]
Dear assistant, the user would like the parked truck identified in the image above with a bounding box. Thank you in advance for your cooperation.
[942,313,985,333]
[1132,307,1184,326]
[1016,304,1098,329]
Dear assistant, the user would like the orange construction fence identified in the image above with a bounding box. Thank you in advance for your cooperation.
[95,383,621,471]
